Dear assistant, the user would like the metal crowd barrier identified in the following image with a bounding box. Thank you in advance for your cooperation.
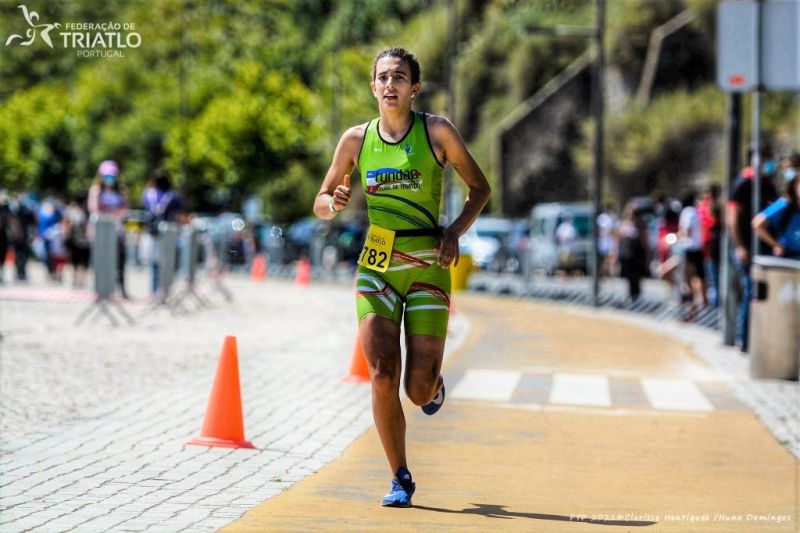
[75,215,135,326]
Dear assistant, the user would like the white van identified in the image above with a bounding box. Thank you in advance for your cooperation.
[528,202,592,275]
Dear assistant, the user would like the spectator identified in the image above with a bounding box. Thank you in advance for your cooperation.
[0,191,9,282]
[777,152,799,186]
[63,194,91,288]
[142,168,183,295]
[678,191,706,307]
[617,201,649,303]
[37,196,64,282]
[88,160,129,298]
[726,144,780,351]
[555,215,577,273]
[657,200,681,265]
[7,192,36,281]
[752,154,800,260]
[697,184,722,307]
[597,205,618,276]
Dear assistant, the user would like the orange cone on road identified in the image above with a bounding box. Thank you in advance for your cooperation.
[296,257,311,286]
[187,336,255,449]
[342,334,371,383]
[250,254,267,281]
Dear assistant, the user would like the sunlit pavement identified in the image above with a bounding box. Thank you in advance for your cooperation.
[1,264,797,532]
[224,294,799,533]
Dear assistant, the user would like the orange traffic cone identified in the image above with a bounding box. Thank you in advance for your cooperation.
[187,336,255,449]
[250,254,267,281]
[342,333,371,383]
[295,257,311,286]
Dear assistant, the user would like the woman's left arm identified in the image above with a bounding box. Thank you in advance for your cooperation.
[429,115,491,267]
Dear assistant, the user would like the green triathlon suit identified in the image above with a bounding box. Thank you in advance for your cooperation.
[355,111,451,338]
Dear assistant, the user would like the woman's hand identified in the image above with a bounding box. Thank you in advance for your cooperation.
[436,227,460,268]
[332,174,351,212]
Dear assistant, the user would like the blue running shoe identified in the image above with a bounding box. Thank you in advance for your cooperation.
[382,467,415,507]
[421,380,445,415]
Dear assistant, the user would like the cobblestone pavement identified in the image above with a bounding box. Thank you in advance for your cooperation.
[0,264,469,532]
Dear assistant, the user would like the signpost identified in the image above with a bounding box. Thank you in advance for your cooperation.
[716,0,800,343]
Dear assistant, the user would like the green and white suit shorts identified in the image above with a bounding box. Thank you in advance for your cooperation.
[355,236,451,339]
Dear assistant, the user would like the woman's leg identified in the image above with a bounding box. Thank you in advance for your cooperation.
[404,335,445,407]
[359,314,406,474]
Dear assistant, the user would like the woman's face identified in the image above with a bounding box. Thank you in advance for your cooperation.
[371,56,420,112]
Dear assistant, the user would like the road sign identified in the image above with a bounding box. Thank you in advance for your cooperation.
[717,0,800,92]
[762,0,800,90]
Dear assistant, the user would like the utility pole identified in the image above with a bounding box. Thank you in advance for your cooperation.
[179,0,189,192]
[443,0,458,223]
[590,0,605,307]
[750,0,764,262]
[721,93,742,346]
[519,1,605,305]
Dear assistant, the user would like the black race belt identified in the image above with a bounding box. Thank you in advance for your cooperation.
[393,227,444,238]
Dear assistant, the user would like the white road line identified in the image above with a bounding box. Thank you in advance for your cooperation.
[450,369,522,402]
[641,377,714,411]
[488,401,711,418]
[549,373,611,407]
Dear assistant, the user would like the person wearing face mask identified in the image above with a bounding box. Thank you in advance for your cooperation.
[88,160,130,298]
[752,153,800,260]
[142,168,183,296]
[726,144,780,351]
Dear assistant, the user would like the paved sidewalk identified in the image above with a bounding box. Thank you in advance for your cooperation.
[0,265,468,532]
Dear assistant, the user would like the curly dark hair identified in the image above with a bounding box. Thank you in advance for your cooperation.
[372,47,421,84]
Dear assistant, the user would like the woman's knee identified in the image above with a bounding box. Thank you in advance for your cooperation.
[371,367,400,397]
[361,319,400,390]
[404,375,437,406]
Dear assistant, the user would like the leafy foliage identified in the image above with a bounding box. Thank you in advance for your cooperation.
[0,0,797,221]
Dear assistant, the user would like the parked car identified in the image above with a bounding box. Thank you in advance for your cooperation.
[497,218,530,273]
[285,216,327,263]
[528,202,592,274]
[460,216,513,271]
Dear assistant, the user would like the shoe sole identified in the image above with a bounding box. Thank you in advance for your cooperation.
[382,500,412,508]
[421,382,445,415]
[382,485,415,507]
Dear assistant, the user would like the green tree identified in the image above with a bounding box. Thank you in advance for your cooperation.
[0,84,73,192]
[166,62,325,217]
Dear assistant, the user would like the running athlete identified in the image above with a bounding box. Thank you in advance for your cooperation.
[313,47,491,507]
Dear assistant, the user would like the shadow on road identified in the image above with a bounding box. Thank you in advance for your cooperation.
[412,503,657,527]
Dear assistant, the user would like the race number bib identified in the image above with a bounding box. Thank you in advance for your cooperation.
[358,225,395,272]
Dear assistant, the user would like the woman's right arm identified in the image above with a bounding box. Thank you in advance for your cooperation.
[313,125,365,221]
[752,212,784,256]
